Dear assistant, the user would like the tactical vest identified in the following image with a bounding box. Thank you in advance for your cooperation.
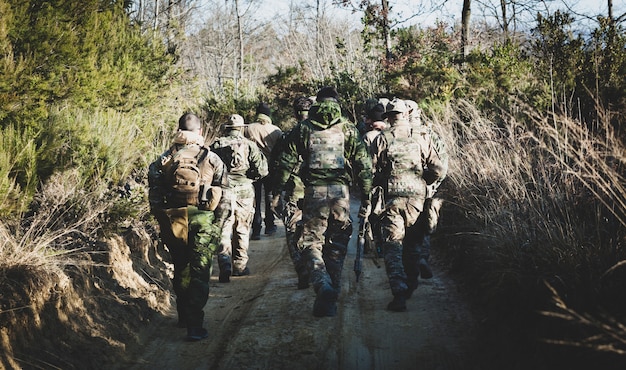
[213,136,250,177]
[383,126,427,197]
[307,123,345,170]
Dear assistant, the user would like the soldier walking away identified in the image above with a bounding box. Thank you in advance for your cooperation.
[272,87,372,317]
[211,114,268,281]
[373,98,446,312]
[362,102,388,256]
[269,96,314,289]
[245,102,283,239]
[403,99,448,279]
[148,113,229,341]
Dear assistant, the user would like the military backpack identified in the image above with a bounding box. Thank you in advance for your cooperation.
[162,144,208,206]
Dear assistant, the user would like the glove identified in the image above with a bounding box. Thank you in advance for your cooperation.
[271,193,281,210]
[358,199,371,219]
[270,192,282,217]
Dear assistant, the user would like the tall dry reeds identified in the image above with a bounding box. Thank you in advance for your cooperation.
[430,98,626,362]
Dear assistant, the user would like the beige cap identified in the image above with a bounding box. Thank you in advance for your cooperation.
[225,114,245,127]
[385,98,408,115]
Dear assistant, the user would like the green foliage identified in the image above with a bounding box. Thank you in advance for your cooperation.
[1,0,174,127]
[0,125,38,217]
[384,25,463,106]
[0,0,177,216]
[586,18,626,128]
[261,65,317,130]
[531,11,585,115]
[462,42,542,114]
[532,11,626,128]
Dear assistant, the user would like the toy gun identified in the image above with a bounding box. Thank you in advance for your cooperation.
[354,217,367,282]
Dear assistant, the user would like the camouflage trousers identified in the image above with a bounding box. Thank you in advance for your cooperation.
[302,184,352,293]
[400,196,443,263]
[156,206,220,328]
[283,199,305,279]
[380,196,425,296]
[218,184,255,274]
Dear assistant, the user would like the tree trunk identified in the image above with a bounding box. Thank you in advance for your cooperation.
[382,0,392,60]
[235,0,243,97]
[461,0,471,61]
[500,0,508,40]
[153,0,159,31]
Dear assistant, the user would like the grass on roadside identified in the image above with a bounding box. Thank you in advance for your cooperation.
[430,99,626,364]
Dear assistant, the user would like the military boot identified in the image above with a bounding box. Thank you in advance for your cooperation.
[313,283,338,317]
[387,293,407,312]
[218,255,232,283]
[403,255,419,298]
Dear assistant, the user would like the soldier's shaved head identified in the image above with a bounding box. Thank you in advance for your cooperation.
[178,113,202,132]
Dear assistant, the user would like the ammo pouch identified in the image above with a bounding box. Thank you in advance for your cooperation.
[199,185,222,211]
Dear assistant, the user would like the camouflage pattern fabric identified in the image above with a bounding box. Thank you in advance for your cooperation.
[211,128,268,274]
[148,130,229,329]
[217,185,255,273]
[272,99,371,316]
[157,206,220,328]
[380,197,423,296]
[375,118,447,298]
[210,130,268,187]
[273,101,372,195]
[302,185,352,291]
[283,198,305,280]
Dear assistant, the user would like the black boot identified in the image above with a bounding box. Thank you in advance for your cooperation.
[218,255,232,283]
[387,293,407,312]
[418,258,433,279]
[313,283,338,317]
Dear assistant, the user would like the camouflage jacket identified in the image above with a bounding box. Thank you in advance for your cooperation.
[210,129,268,188]
[372,119,445,200]
[273,100,372,196]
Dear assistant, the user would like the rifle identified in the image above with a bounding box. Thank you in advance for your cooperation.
[354,216,367,282]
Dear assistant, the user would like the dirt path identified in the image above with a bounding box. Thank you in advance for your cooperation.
[118,199,478,370]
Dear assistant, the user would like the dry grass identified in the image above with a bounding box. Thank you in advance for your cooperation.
[429,98,626,361]
[0,170,108,276]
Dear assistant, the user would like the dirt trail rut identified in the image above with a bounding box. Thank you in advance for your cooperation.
[119,199,478,370]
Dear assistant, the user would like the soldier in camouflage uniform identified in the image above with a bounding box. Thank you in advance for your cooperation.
[148,113,229,341]
[404,99,448,279]
[269,96,314,289]
[246,102,282,239]
[362,103,387,256]
[211,114,268,281]
[372,98,446,312]
[273,87,372,317]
